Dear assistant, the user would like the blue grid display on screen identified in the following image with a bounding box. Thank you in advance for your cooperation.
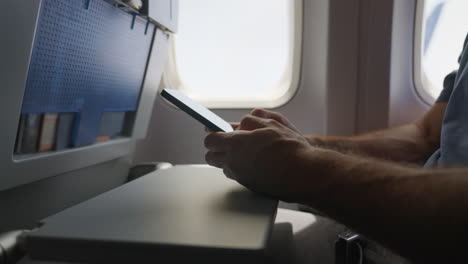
[22,0,155,146]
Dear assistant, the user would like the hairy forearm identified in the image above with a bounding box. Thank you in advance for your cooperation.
[305,123,436,165]
[300,149,468,263]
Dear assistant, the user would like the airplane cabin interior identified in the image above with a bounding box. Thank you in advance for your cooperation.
[0,0,467,263]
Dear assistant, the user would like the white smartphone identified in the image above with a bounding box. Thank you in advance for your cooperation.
[160,89,234,132]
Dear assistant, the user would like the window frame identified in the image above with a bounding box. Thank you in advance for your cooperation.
[414,0,443,105]
[163,0,303,109]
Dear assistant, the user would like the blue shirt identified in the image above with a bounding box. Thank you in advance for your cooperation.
[425,34,468,167]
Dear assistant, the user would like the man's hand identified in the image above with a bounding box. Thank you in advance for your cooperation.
[206,108,299,133]
[244,108,302,133]
[204,112,321,202]
[244,109,331,148]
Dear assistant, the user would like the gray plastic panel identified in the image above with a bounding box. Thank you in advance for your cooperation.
[0,0,134,191]
[0,0,172,191]
[148,0,179,32]
[22,0,155,146]
[133,28,171,139]
[26,165,278,263]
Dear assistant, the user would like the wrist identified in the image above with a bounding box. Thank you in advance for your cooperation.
[306,135,350,153]
[293,147,349,201]
[305,135,326,147]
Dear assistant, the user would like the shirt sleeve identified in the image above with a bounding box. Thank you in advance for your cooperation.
[461,34,468,63]
[436,71,457,102]
[435,33,468,103]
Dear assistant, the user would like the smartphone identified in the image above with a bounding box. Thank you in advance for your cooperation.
[160,89,234,132]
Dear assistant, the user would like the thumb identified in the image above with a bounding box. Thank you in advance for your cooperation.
[238,115,272,131]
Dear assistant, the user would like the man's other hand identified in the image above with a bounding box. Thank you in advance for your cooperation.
[243,108,302,133]
[204,108,297,133]
[204,113,314,202]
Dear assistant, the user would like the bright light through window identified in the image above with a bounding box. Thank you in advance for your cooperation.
[417,0,468,101]
[165,0,301,108]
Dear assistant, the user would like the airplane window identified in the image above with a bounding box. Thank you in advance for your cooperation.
[416,0,468,102]
[164,0,301,108]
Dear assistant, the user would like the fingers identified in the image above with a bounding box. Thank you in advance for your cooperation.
[204,129,253,151]
[204,132,232,152]
[250,108,287,124]
[223,168,236,180]
[250,108,301,133]
[205,151,226,168]
[231,123,240,130]
[239,114,280,131]
[206,123,239,133]
[226,109,298,133]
